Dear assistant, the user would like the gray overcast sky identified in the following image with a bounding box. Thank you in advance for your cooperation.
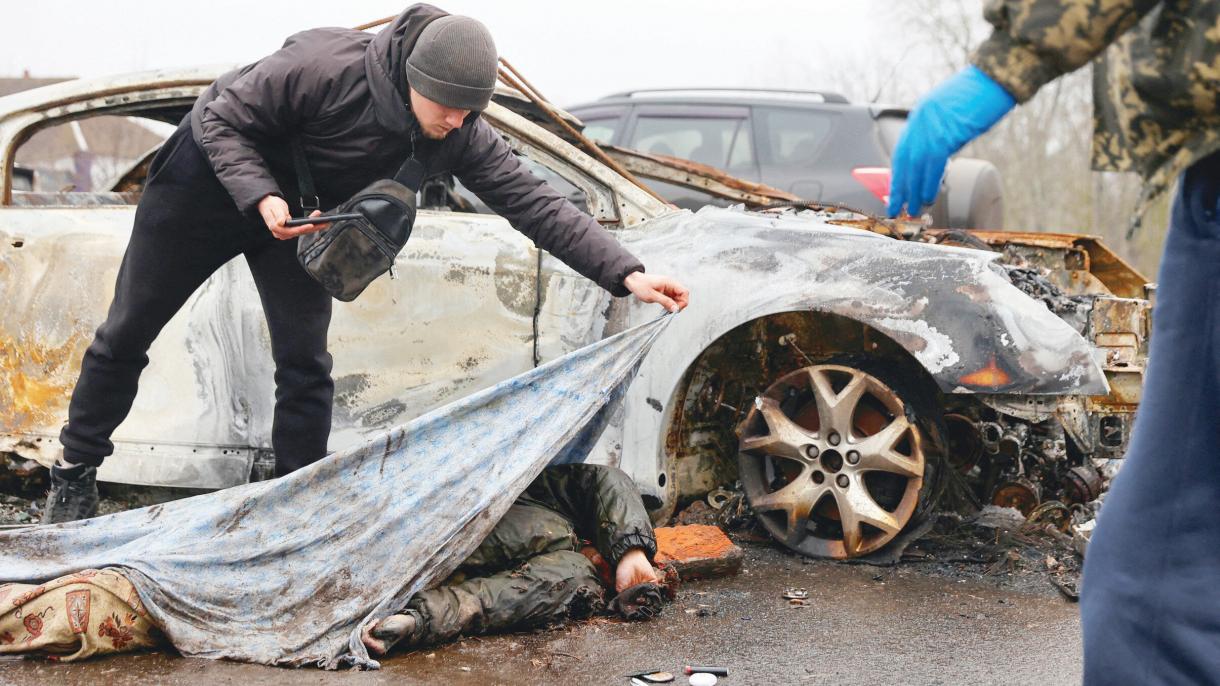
[0,0,957,106]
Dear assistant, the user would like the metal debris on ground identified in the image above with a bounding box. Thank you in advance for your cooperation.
[1023,500,1072,533]
[675,500,719,526]
[901,509,1088,601]
[782,588,809,600]
[972,505,1027,532]
[1071,518,1096,556]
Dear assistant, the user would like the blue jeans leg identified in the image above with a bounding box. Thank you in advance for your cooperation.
[1081,156,1220,685]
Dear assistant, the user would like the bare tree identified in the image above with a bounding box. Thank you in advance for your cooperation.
[895,0,1165,277]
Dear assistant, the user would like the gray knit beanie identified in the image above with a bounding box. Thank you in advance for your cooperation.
[405,15,498,111]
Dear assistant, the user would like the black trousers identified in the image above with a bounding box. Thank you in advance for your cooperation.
[58,123,334,476]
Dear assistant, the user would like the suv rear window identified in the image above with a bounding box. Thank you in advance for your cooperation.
[580,117,620,145]
[754,107,837,166]
[629,115,755,174]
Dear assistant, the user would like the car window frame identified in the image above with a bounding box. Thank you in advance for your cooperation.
[2,87,201,206]
[2,82,657,228]
[621,103,760,181]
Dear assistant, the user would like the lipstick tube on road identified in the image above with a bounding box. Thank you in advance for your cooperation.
[684,666,728,677]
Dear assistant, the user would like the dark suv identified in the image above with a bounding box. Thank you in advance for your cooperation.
[567,88,1004,229]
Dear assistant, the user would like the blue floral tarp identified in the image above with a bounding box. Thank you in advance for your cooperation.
[0,315,672,669]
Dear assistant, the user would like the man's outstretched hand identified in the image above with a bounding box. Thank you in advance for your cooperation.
[624,271,690,313]
[257,195,330,240]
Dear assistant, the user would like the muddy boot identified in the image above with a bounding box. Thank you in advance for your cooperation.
[362,611,420,656]
[43,463,99,524]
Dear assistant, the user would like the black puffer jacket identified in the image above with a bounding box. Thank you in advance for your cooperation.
[189,3,643,295]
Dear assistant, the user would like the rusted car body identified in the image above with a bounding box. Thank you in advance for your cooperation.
[0,68,1149,558]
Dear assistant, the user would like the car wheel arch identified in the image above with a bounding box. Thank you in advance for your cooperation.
[632,307,948,523]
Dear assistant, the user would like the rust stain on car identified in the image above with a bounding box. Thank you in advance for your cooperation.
[0,332,83,431]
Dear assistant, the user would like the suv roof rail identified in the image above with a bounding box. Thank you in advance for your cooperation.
[602,87,850,104]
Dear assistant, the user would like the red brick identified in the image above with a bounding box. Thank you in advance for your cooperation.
[654,524,743,579]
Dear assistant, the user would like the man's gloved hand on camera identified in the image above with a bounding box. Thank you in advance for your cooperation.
[886,65,1016,218]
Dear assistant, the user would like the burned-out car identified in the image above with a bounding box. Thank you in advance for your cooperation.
[0,67,1149,559]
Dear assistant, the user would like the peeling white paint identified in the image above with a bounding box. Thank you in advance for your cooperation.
[876,317,961,373]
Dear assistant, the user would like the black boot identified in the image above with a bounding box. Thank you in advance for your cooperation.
[43,463,99,523]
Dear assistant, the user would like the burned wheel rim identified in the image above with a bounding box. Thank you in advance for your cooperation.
[736,364,926,559]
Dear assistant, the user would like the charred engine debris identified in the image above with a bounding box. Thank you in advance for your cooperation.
[1003,266,1092,332]
[939,403,1103,527]
[666,224,1150,559]
[670,316,1107,539]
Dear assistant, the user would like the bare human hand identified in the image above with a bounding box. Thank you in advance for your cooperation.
[257,195,330,240]
[614,547,660,593]
[623,271,690,314]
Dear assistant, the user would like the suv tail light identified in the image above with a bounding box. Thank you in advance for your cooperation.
[851,167,891,204]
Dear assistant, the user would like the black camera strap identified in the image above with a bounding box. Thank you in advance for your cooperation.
[290,135,424,213]
[289,137,319,213]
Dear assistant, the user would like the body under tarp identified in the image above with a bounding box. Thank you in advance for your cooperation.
[0,316,671,669]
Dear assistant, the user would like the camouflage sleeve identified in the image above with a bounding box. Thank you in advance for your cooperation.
[523,464,657,565]
[972,0,1160,102]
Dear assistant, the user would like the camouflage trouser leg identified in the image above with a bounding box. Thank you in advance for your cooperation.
[408,550,605,646]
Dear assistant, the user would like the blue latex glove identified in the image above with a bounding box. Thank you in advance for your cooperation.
[886,65,1016,218]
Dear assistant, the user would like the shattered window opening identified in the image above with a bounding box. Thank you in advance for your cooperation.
[14,114,174,196]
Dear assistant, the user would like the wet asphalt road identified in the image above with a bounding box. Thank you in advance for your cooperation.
[0,543,1080,686]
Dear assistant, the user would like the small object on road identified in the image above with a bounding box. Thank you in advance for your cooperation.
[788,598,809,608]
[1050,577,1080,602]
[625,670,674,683]
[685,666,729,676]
[782,588,808,600]
[684,604,715,617]
[688,673,718,686]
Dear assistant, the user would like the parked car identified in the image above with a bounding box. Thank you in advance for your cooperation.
[567,88,1005,229]
[0,69,1147,559]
